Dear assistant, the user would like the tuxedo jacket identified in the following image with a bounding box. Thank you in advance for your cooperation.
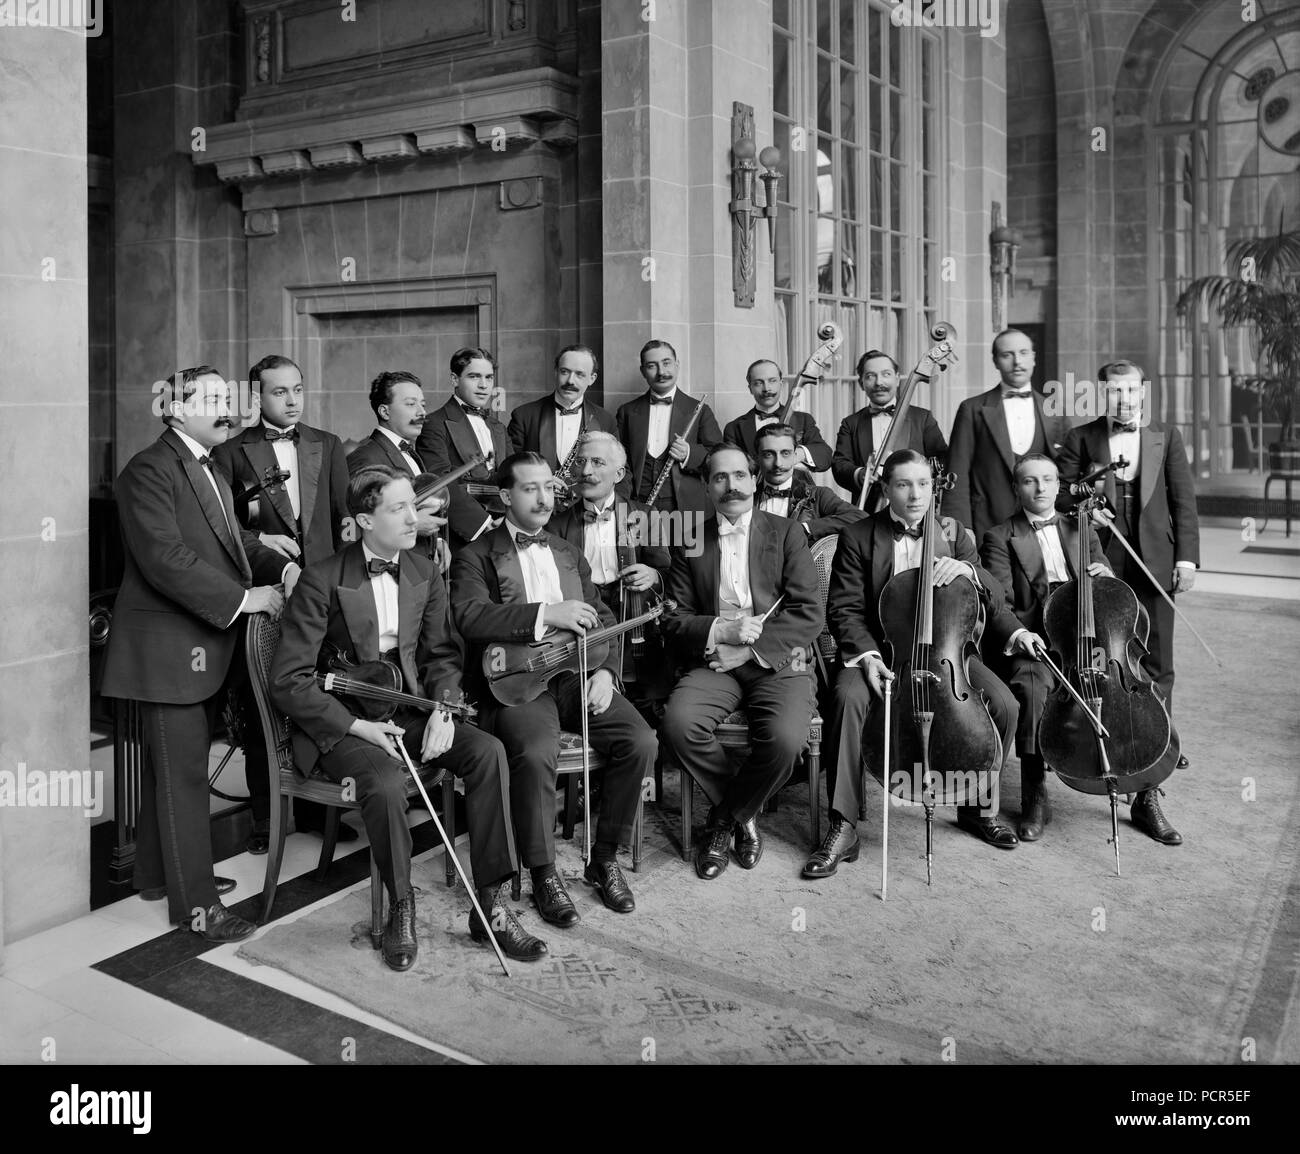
[449,523,620,701]
[980,510,1108,635]
[760,473,867,541]
[345,429,446,557]
[269,544,461,775]
[723,409,832,471]
[826,509,1018,666]
[1055,417,1200,591]
[831,405,948,500]
[661,510,822,678]
[946,385,1072,541]
[416,397,512,545]
[616,391,723,512]
[100,429,287,705]
[212,421,349,566]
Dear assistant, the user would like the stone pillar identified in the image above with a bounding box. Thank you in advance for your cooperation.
[0,21,91,947]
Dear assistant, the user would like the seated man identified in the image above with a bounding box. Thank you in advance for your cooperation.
[271,466,548,971]
[660,444,823,880]
[754,422,866,543]
[805,449,1021,880]
[450,452,657,928]
[980,454,1111,842]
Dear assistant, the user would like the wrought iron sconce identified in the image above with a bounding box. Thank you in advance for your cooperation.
[989,201,1022,332]
[731,102,782,309]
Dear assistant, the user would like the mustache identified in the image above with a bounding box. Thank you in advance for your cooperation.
[214,417,234,427]
[719,489,750,502]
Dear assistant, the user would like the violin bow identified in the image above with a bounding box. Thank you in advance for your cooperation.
[577,633,592,864]
[1029,642,1110,738]
[388,735,511,977]
[880,678,891,902]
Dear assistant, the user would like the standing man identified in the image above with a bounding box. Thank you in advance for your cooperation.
[1055,361,1199,845]
[417,346,512,550]
[617,339,723,516]
[754,424,866,543]
[101,366,297,941]
[660,444,823,881]
[212,353,352,855]
[946,329,1071,541]
[832,349,947,505]
[722,359,832,472]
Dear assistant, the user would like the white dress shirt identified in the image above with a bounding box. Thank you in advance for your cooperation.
[1034,517,1071,584]
[758,479,792,520]
[506,519,567,640]
[1002,392,1037,455]
[647,389,677,458]
[361,544,401,652]
[456,397,496,464]
[376,425,423,474]
[1108,422,1140,482]
[705,511,753,654]
[261,420,301,519]
[581,495,620,585]
[553,396,582,465]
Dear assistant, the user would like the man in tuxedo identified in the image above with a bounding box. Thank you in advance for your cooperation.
[946,329,1071,541]
[803,449,1021,880]
[213,353,352,854]
[450,452,657,928]
[271,466,547,970]
[754,423,866,542]
[832,350,947,505]
[418,346,513,550]
[100,366,298,941]
[722,359,832,472]
[980,454,1111,841]
[660,444,823,880]
[547,431,673,706]
[1055,361,1199,845]
[617,339,723,515]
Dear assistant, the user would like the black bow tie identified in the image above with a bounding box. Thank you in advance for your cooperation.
[868,404,896,417]
[264,426,299,443]
[367,557,400,580]
[516,531,550,549]
[753,409,780,420]
[398,439,418,455]
[760,485,792,502]
[891,520,924,541]
[554,403,582,417]
[1002,389,1032,400]
[459,401,490,419]
[1111,420,1139,433]
[1031,516,1059,531]
[197,455,214,469]
[582,506,614,524]
[649,394,674,406]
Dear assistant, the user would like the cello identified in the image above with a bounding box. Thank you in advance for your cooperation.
[863,458,1003,885]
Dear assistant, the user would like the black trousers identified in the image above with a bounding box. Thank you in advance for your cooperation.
[482,671,655,868]
[1003,654,1052,755]
[661,664,815,824]
[314,712,516,902]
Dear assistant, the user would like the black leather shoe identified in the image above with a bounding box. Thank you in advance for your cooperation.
[1131,789,1182,845]
[470,904,549,961]
[177,902,257,943]
[802,815,860,879]
[1176,754,1190,769]
[141,876,235,902]
[583,860,636,913]
[245,820,270,856]
[733,818,763,870]
[1018,783,1052,842]
[696,819,732,881]
[533,872,581,928]
[382,893,418,971]
[956,808,1019,849]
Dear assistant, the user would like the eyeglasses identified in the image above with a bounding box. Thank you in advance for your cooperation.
[570,457,610,470]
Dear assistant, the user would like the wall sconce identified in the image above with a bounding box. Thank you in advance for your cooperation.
[731,101,782,309]
[989,201,1022,332]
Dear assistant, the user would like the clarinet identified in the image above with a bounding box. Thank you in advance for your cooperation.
[644,399,705,508]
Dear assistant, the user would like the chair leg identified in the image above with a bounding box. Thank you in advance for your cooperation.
[654,755,663,808]
[442,776,457,888]
[315,805,341,881]
[807,737,822,850]
[562,774,578,840]
[633,795,643,873]
[679,766,693,862]
[259,796,292,924]
[369,857,384,950]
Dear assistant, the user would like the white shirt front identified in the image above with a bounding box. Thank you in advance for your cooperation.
[1032,518,1071,584]
[704,510,754,655]
[1108,423,1140,482]
[261,421,301,519]
[870,409,893,457]
[1002,392,1037,455]
[890,517,926,575]
[506,519,566,640]
[376,425,422,475]
[580,495,620,585]
[553,396,582,466]
[361,544,401,653]
[647,389,677,458]
[456,398,496,465]
[758,479,792,520]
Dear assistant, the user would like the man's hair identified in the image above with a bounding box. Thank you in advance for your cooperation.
[497,450,549,490]
[639,339,677,364]
[162,364,223,425]
[1098,359,1146,384]
[856,349,898,377]
[249,354,300,391]
[369,370,422,415]
[554,344,599,374]
[745,358,782,382]
[450,347,496,377]
[1012,452,1058,483]
[881,448,929,484]
[575,430,626,469]
[991,328,1032,358]
[754,423,801,453]
[347,465,404,517]
[702,441,757,479]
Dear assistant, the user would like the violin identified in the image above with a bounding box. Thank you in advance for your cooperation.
[412,452,487,507]
[234,465,292,532]
[863,459,1002,884]
[317,645,477,723]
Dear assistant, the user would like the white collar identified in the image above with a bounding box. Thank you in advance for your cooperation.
[718,509,754,533]
[648,388,677,405]
[583,493,618,515]
[376,426,411,449]
[361,542,401,566]
[173,428,211,461]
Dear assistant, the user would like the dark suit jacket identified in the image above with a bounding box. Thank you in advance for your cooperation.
[946,385,1072,541]
[346,429,443,557]
[100,429,287,705]
[212,421,349,566]
[269,544,461,774]
[507,394,618,467]
[761,474,867,541]
[826,509,1018,665]
[723,409,832,471]
[1055,418,1200,591]
[416,398,512,545]
[662,510,821,677]
[980,510,1107,635]
[449,524,620,701]
[831,405,948,500]
[617,391,723,512]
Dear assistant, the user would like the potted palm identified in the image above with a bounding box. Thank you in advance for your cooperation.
[1176,223,1300,473]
